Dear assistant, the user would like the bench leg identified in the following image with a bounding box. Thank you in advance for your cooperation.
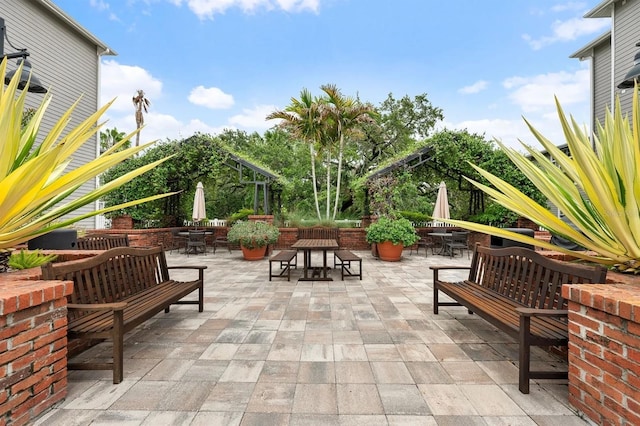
[519,315,531,394]
[113,310,124,384]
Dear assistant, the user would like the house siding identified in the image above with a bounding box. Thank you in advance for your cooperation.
[614,0,640,114]
[593,41,611,129]
[0,1,108,230]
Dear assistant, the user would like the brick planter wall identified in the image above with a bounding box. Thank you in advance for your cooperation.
[564,282,640,425]
[0,279,73,426]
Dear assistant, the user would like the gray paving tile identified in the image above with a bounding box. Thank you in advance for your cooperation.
[292,383,338,414]
[335,361,375,384]
[336,384,383,415]
[298,361,336,383]
[201,382,255,411]
[377,384,430,415]
[246,382,295,413]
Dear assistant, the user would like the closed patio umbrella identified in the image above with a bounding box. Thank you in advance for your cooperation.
[432,181,450,220]
[192,182,206,228]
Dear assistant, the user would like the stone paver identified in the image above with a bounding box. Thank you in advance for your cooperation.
[33,249,589,425]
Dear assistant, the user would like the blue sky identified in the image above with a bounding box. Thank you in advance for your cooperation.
[53,0,610,150]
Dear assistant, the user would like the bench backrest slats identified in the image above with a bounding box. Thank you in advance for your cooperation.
[42,247,167,321]
[298,227,339,242]
[469,244,607,310]
[77,234,130,250]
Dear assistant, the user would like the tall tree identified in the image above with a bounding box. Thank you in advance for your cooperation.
[321,84,377,220]
[267,89,325,220]
[132,89,150,147]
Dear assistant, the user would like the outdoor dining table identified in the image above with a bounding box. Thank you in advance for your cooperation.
[291,238,339,281]
[428,232,453,256]
[179,230,213,254]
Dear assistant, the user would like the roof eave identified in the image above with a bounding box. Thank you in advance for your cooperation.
[584,0,615,18]
[569,31,611,59]
[34,0,117,56]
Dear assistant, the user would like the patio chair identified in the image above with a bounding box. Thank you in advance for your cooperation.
[171,228,188,254]
[410,232,434,257]
[445,231,470,258]
[213,235,232,253]
[186,230,207,256]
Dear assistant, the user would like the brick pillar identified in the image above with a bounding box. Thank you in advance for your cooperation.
[112,215,133,229]
[248,215,274,224]
[564,282,640,425]
[0,279,73,425]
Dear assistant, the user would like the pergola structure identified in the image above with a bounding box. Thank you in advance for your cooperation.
[223,152,280,215]
[365,145,485,216]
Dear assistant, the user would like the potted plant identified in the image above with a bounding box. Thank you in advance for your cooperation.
[227,220,280,260]
[365,217,419,261]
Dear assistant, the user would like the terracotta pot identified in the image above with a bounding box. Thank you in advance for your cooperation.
[376,240,404,262]
[240,245,267,260]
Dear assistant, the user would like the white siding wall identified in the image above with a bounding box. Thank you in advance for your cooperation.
[593,41,612,130]
[0,1,102,230]
[614,0,640,115]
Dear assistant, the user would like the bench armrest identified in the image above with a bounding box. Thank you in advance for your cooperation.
[68,302,127,311]
[166,266,208,271]
[516,307,568,318]
[429,266,471,271]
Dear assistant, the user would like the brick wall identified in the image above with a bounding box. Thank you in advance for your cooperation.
[0,279,73,426]
[564,282,640,425]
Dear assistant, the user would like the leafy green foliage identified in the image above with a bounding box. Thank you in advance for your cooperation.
[226,220,280,249]
[8,250,57,270]
[365,217,419,246]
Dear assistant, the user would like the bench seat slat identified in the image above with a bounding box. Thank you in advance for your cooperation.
[269,250,297,281]
[333,250,362,280]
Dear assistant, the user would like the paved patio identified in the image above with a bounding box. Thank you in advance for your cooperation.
[35,249,590,425]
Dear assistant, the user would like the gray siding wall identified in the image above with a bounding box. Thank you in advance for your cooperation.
[593,42,611,131]
[0,1,101,230]
[614,0,640,115]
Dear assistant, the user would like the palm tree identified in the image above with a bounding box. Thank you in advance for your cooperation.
[132,89,150,147]
[99,127,127,154]
[320,84,377,220]
[267,89,326,220]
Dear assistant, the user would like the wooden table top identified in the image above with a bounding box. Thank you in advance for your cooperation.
[291,239,339,249]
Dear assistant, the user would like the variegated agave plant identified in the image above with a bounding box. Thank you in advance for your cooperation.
[440,85,640,273]
[0,58,175,251]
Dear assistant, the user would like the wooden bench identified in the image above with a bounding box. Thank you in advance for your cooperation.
[269,250,297,281]
[298,226,339,243]
[41,246,206,384]
[333,250,362,280]
[76,234,129,250]
[431,244,607,393]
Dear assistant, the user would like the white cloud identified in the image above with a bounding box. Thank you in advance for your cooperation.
[458,80,488,95]
[523,17,610,50]
[90,0,120,21]
[170,0,319,19]
[90,0,110,11]
[551,2,586,12]
[228,104,278,130]
[104,111,230,143]
[100,60,163,113]
[188,86,235,109]
[503,68,589,112]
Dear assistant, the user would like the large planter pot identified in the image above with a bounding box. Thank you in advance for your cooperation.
[28,229,78,250]
[376,240,404,262]
[240,245,267,260]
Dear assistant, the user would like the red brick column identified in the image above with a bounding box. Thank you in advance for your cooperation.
[0,279,73,425]
[564,283,640,425]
